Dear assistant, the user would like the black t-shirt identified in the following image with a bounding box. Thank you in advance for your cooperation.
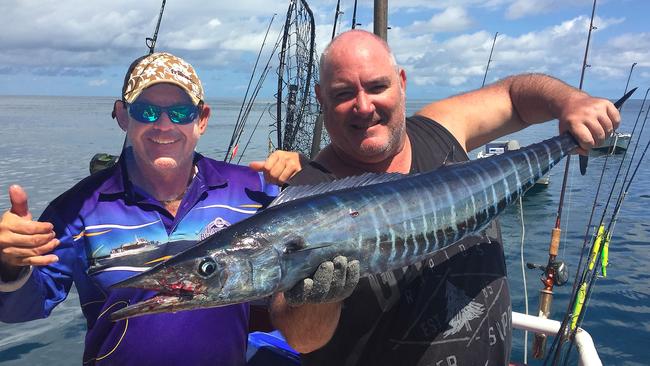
[290,115,512,366]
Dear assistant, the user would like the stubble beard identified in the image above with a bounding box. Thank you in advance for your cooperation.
[357,98,407,161]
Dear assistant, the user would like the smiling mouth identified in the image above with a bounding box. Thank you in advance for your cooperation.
[150,137,179,145]
[351,118,382,130]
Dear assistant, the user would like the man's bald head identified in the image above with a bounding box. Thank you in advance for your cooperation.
[319,30,398,84]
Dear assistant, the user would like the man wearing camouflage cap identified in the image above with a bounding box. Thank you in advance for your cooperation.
[0,52,279,364]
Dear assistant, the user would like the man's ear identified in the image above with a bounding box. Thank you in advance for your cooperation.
[197,103,211,135]
[114,100,129,132]
[399,68,407,92]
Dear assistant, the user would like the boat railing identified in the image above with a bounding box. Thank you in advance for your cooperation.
[512,311,601,366]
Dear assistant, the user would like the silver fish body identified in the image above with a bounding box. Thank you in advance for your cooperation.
[111,134,577,320]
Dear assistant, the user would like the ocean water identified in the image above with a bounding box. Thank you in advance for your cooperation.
[0,95,648,365]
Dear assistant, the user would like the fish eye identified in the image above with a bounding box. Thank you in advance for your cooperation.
[197,257,218,278]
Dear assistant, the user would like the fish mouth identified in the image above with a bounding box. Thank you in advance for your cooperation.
[110,268,207,321]
[110,290,203,321]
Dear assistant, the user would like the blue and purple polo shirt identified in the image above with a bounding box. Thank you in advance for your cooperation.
[0,152,278,365]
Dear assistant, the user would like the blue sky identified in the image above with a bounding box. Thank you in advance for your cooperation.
[0,0,648,100]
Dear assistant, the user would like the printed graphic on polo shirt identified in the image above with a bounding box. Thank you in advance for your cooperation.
[80,220,194,275]
[442,281,485,337]
[199,217,230,240]
[81,215,238,275]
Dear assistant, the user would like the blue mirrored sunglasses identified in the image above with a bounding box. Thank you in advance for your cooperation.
[127,102,200,125]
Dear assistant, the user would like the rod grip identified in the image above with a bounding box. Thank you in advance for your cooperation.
[549,228,561,256]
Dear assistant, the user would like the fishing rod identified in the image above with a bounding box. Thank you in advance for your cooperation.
[559,89,649,363]
[331,0,342,39]
[90,0,168,174]
[543,88,641,365]
[224,14,278,162]
[578,0,598,175]
[351,0,360,29]
[530,0,597,358]
[623,63,637,95]
[146,0,167,54]
[481,32,498,87]
[556,114,649,366]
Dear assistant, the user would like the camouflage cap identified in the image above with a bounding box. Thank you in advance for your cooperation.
[122,52,204,105]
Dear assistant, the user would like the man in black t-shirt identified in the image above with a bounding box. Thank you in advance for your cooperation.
[261,29,619,365]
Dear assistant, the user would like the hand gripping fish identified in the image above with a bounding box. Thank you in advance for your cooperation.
[111,134,577,321]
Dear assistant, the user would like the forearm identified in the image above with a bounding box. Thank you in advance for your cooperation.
[465,74,587,148]
[419,73,589,151]
[508,73,587,126]
[270,293,342,353]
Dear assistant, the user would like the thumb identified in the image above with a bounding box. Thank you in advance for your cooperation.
[8,185,30,218]
[248,161,265,172]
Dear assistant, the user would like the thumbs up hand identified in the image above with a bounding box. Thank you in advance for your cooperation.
[0,185,60,280]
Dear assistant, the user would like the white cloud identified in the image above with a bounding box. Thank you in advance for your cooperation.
[385,13,637,96]
[406,7,473,33]
[505,0,594,19]
[0,0,645,98]
[89,79,107,87]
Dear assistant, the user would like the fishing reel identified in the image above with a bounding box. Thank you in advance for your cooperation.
[527,261,569,286]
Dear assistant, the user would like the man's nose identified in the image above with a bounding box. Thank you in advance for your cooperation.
[152,111,175,130]
[353,91,375,115]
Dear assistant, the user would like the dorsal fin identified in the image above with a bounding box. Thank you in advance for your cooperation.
[269,171,411,207]
[441,145,460,167]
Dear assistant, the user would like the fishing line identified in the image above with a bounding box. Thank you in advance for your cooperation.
[235,64,274,159]
[235,66,275,164]
[236,107,268,165]
[517,195,529,364]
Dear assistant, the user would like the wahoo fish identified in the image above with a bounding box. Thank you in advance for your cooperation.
[111,134,577,321]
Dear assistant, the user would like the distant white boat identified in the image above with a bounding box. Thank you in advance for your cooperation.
[476,140,550,189]
[590,132,631,157]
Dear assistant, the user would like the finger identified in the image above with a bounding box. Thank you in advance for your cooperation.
[342,260,360,297]
[278,160,301,184]
[2,238,59,257]
[569,123,597,152]
[262,153,280,184]
[1,230,55,248]
[268,161,288,186]
[1,216,54,236]
[328,256,348,297]
[310,261,334,302]
[248,161,265,172]
[18,254,59,267]
[277,170,295,185]
[285,278,313,306]
[587,115,612,147]
[8,185,30,218]
[607,102,621,130]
